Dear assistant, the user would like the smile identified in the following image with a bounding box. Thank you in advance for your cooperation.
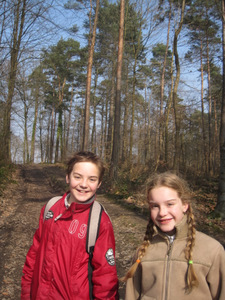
[158,218,172,224]
[77,190,89,193]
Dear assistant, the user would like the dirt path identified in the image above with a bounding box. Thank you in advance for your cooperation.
[0,164,147,300]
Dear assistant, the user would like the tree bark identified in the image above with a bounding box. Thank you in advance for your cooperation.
[200,39,208,173]
[82,0,100,151]
[172,0,185,170]
[2,0,27,163]
[110,0,125,182]
[216,0,225,219]
[159,1,171,162]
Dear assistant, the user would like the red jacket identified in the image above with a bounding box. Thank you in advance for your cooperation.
[21,192,119,300]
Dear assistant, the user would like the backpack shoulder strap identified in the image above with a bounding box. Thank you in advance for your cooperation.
[86,200,104,254]
[43,196,62,222]
[86,201,104,300]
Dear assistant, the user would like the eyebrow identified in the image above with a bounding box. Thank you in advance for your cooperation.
[73,172,98,179]
[149,199,177,203]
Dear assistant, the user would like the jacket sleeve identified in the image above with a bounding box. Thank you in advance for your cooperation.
[125,254,142,300]
[207,243,225,299]
[21,206,45,300]
[91,211,119,300]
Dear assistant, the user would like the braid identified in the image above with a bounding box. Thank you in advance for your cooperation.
[120,218,154,282]
[185,205,199,292]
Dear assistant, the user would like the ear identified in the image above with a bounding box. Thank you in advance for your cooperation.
[183,203,189,213]
[97,181,102,189]
[66,175,69,184]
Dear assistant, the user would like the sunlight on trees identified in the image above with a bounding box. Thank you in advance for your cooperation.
[0,0,224,216]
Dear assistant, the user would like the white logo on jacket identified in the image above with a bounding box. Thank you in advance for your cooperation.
[105,248,115,266]
[68,219,87,239]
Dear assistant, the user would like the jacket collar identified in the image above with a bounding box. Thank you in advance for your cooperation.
[54,192,96,221]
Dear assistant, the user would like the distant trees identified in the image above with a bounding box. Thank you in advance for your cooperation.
[0,0,55,163]
[1,0,225,216]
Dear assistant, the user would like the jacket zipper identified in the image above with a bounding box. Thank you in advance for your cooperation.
[164,236,174,300]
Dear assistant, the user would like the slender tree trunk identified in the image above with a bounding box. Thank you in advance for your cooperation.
[106,62,116,161]
[206,35,213,174]
[165,45,174,165]
[110,0,125,182]
[2,0,27,162]
[49,108,54,163]
[91,72,99,152]
[129,58,137,163]
[23,102,29,163]
[172,0,185,170]
[129,19,142,164]
[213,96,219,172]
[200,39,208,173]
[65,86,73,156]
[159,1,171,162]
[82,0,100,151]
[216,0,225,218]
[39,115,43,163]
[30,89,39,163]
[147,90,151,162]
[122,64,129,162]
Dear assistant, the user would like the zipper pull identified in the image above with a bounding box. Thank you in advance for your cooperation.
[54,213,63,222]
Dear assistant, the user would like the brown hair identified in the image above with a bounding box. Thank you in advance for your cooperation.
[66,151,105,183]
[121,172,198,292]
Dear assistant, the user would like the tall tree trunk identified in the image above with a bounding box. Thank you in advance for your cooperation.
[129,57,137,163]
[110,0,125,182]
[82,0,100,151]
[91,72,99,152]
[216,0,225,218]
[172,0,185,170]
[2,0,27,162]
[30,89,39,163]
[159,1,171,162]
[50,108,56,163]
[106,61,116,162]
[122,64,129,162]
[165,45,174,166]
[129,17,142,165]
[206,35,213,174]
[65,86,73,156]
[200,39,208,173]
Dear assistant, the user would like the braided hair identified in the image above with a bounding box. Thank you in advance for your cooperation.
[121,172,199,292]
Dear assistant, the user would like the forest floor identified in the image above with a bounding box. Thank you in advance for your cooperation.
[0,164,224,300]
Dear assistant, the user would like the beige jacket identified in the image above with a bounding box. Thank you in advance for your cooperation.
[125,216,225,300]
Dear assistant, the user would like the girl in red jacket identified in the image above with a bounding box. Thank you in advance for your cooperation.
[123,171,225,300]
[21,151,119,300]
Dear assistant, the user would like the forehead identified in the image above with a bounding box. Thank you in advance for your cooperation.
[71,161,100,176]
[148,186,179,202]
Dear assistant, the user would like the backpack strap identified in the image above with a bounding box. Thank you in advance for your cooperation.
[86,201,103,254]
[86,201,104,300]
[43,196,62,222]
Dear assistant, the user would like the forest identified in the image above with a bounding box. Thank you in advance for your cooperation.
[1,0,225,217]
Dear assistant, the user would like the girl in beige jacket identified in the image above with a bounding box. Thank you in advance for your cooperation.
[123,172,225,300]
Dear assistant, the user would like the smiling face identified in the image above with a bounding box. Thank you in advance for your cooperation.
[66,162,101,204]
[148,186,188,235]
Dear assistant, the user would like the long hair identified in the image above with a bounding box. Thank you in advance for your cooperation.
[121,172,199,292]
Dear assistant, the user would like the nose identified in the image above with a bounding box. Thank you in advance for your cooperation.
[79,178,88,188]
[158,205,167,217]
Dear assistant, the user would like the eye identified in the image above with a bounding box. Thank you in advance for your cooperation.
[149,203,158,209]
[90,178,97,182]
[167,202,174,207]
